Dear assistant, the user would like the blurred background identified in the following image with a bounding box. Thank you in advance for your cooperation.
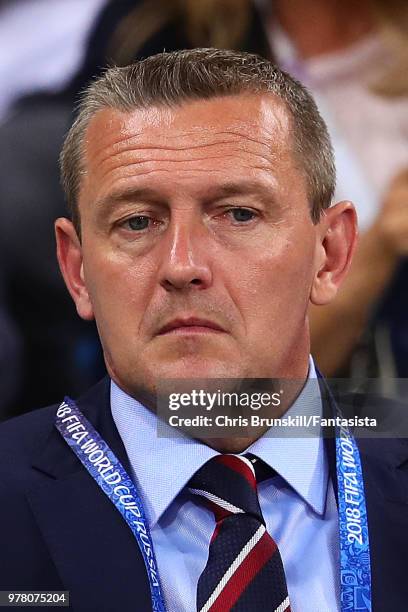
[1,0,407,420]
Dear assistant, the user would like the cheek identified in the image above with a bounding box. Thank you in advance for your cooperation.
[227,238,314,322]
[82,246,157,331]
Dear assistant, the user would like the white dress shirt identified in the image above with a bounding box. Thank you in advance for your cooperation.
[111,357,340,611]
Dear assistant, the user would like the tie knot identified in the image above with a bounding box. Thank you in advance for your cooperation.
[188,454,263,523]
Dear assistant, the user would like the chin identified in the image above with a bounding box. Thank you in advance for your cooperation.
[155,357,242,381]
[141,358,251,405]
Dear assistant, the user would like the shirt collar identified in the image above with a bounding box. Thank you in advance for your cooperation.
[111,382,219,527]
[247,358,328,516]
[111,357,328,526]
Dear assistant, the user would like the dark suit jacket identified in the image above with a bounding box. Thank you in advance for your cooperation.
[1,377,408,611]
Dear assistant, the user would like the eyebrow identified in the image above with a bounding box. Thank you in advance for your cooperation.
[202,181,277,206]
[94,180,278,214]
[94,187,166,212]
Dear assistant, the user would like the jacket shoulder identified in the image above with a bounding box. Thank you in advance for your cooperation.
[0,377,110,467]
[0,403,58,469]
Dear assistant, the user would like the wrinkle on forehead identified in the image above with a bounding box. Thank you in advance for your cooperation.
[91,132,283,170]
[80,94,297,205]
[95,150,283,188]
[87,122,290,176]
[84,94,291,159]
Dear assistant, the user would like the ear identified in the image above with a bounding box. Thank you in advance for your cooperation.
[310,201,358,306]
[55,218,94,320]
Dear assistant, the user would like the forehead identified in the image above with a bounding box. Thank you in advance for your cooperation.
[79,93,298,205]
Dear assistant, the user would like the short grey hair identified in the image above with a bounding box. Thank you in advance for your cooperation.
[60,48,335,232]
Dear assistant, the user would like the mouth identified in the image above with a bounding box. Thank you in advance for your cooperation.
[157,317,226,336]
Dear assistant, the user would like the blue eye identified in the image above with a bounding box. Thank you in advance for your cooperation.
[229,208,256,222]
[127,216,150,231]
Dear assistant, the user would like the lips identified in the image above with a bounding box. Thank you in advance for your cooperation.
[158,317,225,335]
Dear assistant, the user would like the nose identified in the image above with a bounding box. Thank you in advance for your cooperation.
[158,217,212,292]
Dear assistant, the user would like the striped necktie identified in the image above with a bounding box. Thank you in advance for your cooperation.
[188,454,290,612]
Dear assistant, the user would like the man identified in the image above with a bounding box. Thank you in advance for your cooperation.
[0,49,407,611]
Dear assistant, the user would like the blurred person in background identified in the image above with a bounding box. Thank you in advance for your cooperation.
[258,0,408,389]
[0,0,108,123]
[0,0,120,415]
[1,0,407,416]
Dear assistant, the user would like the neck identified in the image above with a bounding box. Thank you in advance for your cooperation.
[201,365,310,454]
[111,346,311,454]
[273,0,375,58]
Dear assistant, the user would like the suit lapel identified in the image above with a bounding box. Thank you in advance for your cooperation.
[357,436,408,610]
[27,378,153,612]
[322,381,408,610]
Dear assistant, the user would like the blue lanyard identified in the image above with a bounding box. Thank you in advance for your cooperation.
[55,398,166,612]
[332,402,372,610]
[316,370,371,611]
[55,388,371,612]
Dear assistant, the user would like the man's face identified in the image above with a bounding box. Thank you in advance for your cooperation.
[62,94,325,395]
